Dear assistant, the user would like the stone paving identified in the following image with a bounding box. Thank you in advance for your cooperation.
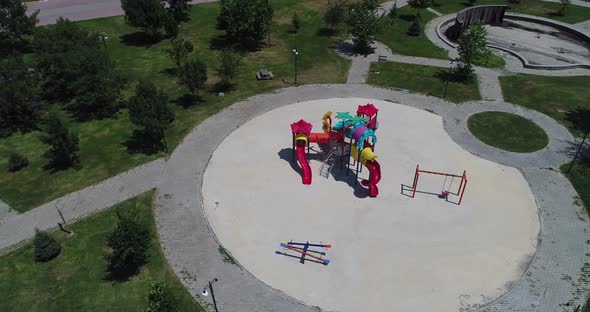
[2,0,590,311]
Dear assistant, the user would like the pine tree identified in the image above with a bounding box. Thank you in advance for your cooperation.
[128,81,174,152]
[40,111,80,170]
[33,229,61,262]
[106,205,151,279]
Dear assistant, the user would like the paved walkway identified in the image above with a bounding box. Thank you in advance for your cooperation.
[2,0,590,311]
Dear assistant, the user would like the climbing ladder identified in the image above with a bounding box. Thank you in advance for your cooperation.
[319,144,347,178]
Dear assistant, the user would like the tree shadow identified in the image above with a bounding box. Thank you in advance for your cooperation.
[317,27,338,37]
[103,262,143,283]
[124,129,164,155]
[174,94,202,108]
[336,41,375,57]
[208,34,261,52]
[398,14,416,22]
[433,70,472,85]
[460,2,475,8]
[42,159,80,174]
[160,67,177,77]
[119,32,161,48]
[546,11,564,18]
[212,81,237,94]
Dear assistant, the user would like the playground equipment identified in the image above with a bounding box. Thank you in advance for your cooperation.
[290,104,382,197]
[410,164,468,205]
[276,241,331,265]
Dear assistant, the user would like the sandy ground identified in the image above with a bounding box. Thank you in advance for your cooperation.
[202,98,540,312]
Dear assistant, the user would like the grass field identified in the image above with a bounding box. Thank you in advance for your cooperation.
[432,0,590,24]
[467,112,549,152]
[0,1,351,212]
[499,74,590,135]
[377,6,449,59]
[367,62,481,103]
[0,191,205,312]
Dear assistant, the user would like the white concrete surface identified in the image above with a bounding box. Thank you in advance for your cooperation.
[202,98,540,312]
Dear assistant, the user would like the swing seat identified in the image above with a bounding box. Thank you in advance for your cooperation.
[439,191,450,199]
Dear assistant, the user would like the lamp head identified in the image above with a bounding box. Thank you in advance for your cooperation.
[202,289,209,297]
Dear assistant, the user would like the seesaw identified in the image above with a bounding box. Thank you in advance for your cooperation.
[276,241,331,265]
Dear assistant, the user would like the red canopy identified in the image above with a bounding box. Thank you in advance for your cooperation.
[291,119,312,134]
[357,103,379,117]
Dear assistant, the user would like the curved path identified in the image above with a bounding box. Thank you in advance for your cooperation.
[1,0,589,311]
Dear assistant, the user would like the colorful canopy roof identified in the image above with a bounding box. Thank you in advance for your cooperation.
[357,103,379,117]
[291,119,313,134]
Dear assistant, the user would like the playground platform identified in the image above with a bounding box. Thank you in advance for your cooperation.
[201,98,540,312]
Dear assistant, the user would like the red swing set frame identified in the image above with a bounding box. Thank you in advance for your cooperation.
[410,164,468,205]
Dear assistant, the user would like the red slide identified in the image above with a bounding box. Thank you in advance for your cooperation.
[361,160,381,197]
[296,144,312,185]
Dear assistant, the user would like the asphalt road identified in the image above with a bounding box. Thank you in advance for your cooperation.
[26,0,218,26]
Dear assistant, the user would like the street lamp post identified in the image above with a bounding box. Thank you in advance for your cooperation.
[293,48,299,85]
[202,278,220,312]
[443,60,457,99]
[99,34,111,65]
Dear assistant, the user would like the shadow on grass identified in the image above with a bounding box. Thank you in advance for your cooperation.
[119,32,161,48]
[398,14,416,22]
[433,70,472,85]
[546,11,564,18]
[160,67,177,77]
[336,41,375,57]
[209,34,262,52]
[317,27,338,37]
[174,94,202,108]
[104,263,144,283]
[124,129,164,155]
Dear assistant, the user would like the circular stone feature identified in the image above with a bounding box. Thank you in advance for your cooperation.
[468,111,549,153]
[202,98,540,312]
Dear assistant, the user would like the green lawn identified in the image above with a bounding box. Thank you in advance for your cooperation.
[367,62,481,103]
[432,0,590,24]
[0,191,205,312]
[377,6,449,59]
[499,74,590,135]
[467,111,549,152]
[563,157,590,216]
[0,1,351,212]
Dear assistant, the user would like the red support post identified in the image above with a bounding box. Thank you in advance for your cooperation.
[412,164,419,198]
[458,177,467,205]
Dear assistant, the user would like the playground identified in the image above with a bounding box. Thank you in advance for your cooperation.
[202,98,540,312]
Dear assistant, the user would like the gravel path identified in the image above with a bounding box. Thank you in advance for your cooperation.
[3,0,590,311]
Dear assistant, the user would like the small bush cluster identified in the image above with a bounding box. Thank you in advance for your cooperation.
[7,152,29,172]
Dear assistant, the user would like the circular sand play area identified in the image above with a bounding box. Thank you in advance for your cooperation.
[202,98,540,312]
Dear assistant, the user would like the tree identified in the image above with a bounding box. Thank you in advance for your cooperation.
[456,22,488,77]
[407,16,421,36]
[559,0,571,16]
[346,0,383,54]
[565,108,590,173]
[166,38,194,68]
[33,18,102,102]
[324,0,348,28]
[106,205,151,279]
[388,0,398,20]
[146,281,177,312]
[216,0,274,50]
[407,0,432,17]
[0,0,39,56]
[7,152,28,172]
[178,58,207,97]
[33,228,61,262]
[40,111,80,170]
[165,0,190,22]
[128,81,174,152]
[291,12,301,33]
[0,54,40,136]
[68,48,127,120]
[121,0,168,40]
[216,50,242,91]
[163,13,179,38]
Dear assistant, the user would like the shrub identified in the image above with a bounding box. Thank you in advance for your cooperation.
[33,229,61,262]
[7,152,28,172]
[146,281,177,312]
